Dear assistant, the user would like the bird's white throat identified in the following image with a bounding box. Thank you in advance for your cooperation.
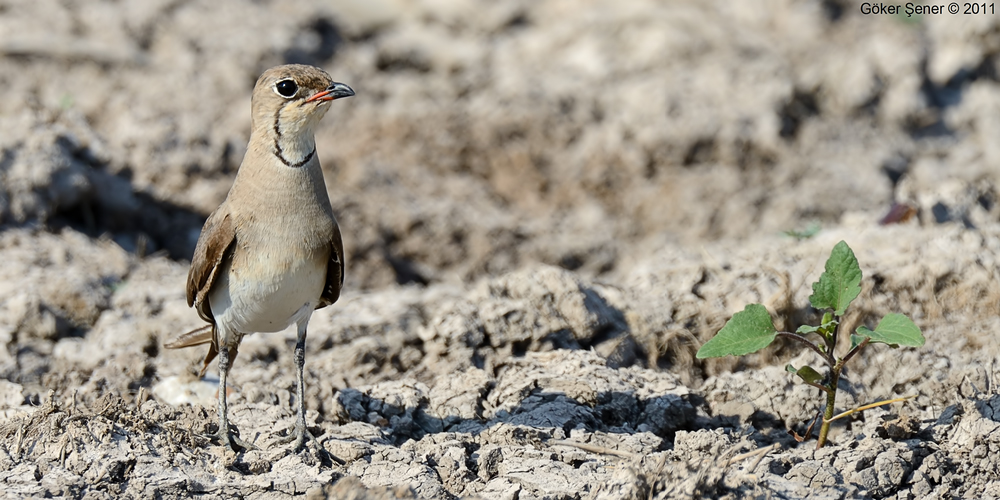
[274,132,316,166]
[273,103,329,167]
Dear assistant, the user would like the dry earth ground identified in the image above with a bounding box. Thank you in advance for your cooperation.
[2,0,1000,498]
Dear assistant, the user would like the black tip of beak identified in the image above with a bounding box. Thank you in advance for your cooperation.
[328,82,355,99]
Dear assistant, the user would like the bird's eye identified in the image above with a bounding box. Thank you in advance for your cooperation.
[274,79,298,98]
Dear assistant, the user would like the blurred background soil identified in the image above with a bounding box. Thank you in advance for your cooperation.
[2,0,1000,498]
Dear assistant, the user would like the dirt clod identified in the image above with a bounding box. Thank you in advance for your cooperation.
[2,0,998,498]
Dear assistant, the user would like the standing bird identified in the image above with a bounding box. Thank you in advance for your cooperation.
[166,64,353,452]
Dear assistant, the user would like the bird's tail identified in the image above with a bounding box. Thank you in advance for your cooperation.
[165,324,218,378]
[164,324,214,349]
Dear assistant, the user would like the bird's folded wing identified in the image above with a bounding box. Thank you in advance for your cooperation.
[318,225,345,308]
[186,210,237,323]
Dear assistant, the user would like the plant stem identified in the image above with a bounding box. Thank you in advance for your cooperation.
[816,317,845,449]
[776,332,835,366]
[816,332,871,448]
[804,381,832,394]
[825,395,916,423]
[816,369,838,449]
[842,337,871,365]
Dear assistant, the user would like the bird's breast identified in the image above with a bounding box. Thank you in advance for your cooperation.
[210,238,329,335]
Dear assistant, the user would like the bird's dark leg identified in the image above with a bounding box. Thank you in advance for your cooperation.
[212,344,256,451]
[276,319,321,453]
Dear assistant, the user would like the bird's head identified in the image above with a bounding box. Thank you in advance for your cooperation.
[250,64,354,166]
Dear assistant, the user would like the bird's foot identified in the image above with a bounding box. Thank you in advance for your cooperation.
[210,426,258,452]
[274,419,314,451]
[274,420,339,464]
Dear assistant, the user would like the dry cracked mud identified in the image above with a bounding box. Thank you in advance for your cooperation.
[2,0,1000,498]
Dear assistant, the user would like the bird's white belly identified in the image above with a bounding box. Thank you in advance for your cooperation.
[209,251,326,335]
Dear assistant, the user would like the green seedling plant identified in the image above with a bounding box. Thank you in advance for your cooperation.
[696,241,924,448]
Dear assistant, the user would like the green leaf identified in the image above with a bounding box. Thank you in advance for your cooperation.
[809,241,862,316]
[786,364,798,373]
[696,304,778,358]
[783,222,821,240]
[796,324,820,335]
[856,326,895,348]
[791,365,824,385]
[796,320,838,336]
[857,314,925,348]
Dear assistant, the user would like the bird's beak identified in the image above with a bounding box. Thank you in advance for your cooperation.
[306,82,355,102]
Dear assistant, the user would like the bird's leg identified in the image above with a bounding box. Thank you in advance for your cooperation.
[212,344,257,451]
[292,324,310,450]
[275,318,322,453]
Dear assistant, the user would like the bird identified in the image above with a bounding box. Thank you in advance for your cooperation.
[165,64,353,452]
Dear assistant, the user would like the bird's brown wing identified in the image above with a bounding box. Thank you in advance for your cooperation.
[165,209,236,377]
[185,209,237,323]
[317,223,345,309]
